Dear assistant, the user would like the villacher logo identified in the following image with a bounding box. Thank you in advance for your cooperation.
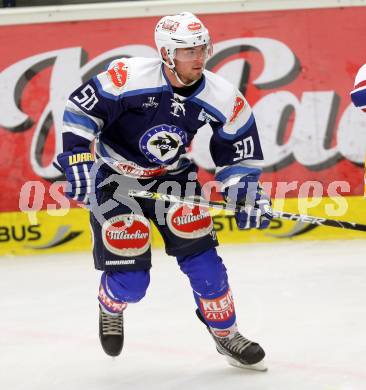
[167,203,213,239]
[102,214,150,257]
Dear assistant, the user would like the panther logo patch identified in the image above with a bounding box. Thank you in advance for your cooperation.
[139,124,187,164]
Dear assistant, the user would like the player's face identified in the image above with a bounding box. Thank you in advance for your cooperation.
[173,45,209,84]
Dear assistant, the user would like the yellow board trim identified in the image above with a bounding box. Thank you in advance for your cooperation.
[0,196,365,256]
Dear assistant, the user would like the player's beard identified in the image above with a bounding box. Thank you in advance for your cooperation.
[178,67,204,85]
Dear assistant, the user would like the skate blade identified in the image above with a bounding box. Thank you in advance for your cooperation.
[225,356,268,372]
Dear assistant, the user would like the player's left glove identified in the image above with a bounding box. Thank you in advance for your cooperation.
[225,176,273,230]
[56,147,94,204]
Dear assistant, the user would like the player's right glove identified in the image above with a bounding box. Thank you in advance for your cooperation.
[56,147,94,203]
[225,176,273,230]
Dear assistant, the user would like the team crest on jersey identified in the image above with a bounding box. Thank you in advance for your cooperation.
[167,203,213,239]
[107,61,128,90]
[102,214,150,257]
[139,124,187,164]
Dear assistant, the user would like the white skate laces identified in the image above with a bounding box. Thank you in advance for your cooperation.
[216,332,252,355]
[195,308,266,370]
[100,309,123,336]
[211,322,253,356]
[213,330,267,371]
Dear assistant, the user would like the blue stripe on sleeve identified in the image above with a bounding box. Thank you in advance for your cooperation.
[218,113,255,140]
[63,110,99,133]
[216,165,262,183]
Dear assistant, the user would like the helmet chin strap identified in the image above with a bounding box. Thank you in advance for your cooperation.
[163,54,199,87]
[170,68,198,87]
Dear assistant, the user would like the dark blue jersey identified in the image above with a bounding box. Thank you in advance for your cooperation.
[62,57,264,186]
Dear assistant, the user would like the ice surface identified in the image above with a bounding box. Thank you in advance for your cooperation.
[1,240,365,390]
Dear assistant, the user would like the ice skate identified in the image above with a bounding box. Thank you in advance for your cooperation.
[99,304,124,357]
[196,309,267,371]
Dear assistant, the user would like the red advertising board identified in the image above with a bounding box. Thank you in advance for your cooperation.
[0,6,365,212]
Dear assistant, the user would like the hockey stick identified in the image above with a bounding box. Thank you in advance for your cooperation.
[52,159,366,232]
[128,189,366,232]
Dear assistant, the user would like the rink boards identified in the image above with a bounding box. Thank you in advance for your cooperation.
[0,2,366,256]
[1,196,365,256]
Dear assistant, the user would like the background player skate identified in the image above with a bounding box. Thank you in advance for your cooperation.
[56,12,272,370]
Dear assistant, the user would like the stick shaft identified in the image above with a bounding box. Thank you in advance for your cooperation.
[128,189,366,232]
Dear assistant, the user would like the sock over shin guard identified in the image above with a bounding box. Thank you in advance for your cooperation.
[177,248,237,330]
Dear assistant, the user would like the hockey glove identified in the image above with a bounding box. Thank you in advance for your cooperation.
[225,176,273,230]
[56,147,94,203]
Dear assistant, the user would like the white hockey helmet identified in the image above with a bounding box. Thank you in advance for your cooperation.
[154,12,212,68]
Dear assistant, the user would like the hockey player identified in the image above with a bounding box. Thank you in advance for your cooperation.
[57,12,272,370]
[350,63,366,197]
[351,63,366,112]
